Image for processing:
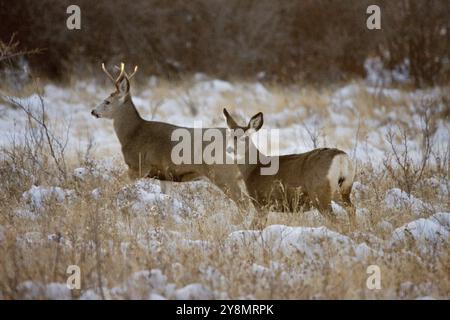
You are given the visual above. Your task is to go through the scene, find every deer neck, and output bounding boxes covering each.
[113,96,143,147]
[237,141,269,179]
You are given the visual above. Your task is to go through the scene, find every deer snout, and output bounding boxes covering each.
[91,110,100,118]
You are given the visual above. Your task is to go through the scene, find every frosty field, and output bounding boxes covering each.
[0,75,448,299]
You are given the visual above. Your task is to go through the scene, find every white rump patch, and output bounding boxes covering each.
[326,154,354,196]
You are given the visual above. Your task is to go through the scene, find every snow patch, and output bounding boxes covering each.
[117,179,186,220]
[390,213,449,254]
[17,281,71,300]
[384,188,432,216]
[22,185,75,211]
[193,79,234,93]
[227,224,379,262]
[175,283,216,300]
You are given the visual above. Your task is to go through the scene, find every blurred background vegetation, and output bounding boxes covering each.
[0,0,449,86]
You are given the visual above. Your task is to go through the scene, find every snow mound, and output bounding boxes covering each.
[17,281,71,300]
[45,283,72,300]
[390,213,450,254]
[384,188,432,216]
[331,201,348,219]
[75,159,122,182]
[111,269,176,299]
[109,269,224,300]
[117,179,186,219]
[175,283,216,300]
[431,212,450,229]
[352,181,370,202]
[79,290,101,300]
[18,269,224,300]
[19,185,75,212]
[227,225,378,261]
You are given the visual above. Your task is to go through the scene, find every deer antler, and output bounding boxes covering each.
[116,62,125,82]
[101,63,116,84]
[102,62,125,88]
[127,65,138,79]
[113,64,138,80]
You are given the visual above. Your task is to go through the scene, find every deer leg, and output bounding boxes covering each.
[311,186,337,224]
[212,175,258,227]
[318,202,337,224]
[128,168,140,180]
[206,167,243,208]
[341,187,357,228]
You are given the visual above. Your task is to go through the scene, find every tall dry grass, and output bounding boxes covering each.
[0,80,448,299]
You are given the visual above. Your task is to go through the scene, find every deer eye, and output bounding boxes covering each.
[105,101,110,105]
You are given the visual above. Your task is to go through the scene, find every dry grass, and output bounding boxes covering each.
[0,80,449,300]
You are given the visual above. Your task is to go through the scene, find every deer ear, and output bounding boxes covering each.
[248,112,263,131]
[117,76,130,96]
[223,108,239,129]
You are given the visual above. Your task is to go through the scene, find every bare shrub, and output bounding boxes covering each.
[383,100,436,195]
[0,34,40,63]
[0,88,69,184]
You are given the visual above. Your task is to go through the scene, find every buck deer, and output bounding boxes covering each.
[91,63,248,209]
[223,108,356,228]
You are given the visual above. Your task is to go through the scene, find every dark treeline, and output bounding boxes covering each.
[1,0,449,86]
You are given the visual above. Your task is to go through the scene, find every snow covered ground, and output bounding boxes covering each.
[0,75,448,299]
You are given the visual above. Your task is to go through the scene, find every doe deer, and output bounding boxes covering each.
[223,108,356,228]
[91,63,247,209]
